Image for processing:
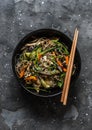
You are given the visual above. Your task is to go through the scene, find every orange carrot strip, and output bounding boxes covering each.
[25,76,37,81]
[56,58,63,67]
[63,68,67,72]
[19,70,25,78]
[19,65,28,78]
[56,58,67,72]
[65,56,69,65]
[38,54,42,60]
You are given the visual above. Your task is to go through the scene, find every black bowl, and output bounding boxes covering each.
[12,29,81,98]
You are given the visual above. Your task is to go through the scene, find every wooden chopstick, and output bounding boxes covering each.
[61,28,79,105]
[61,29,78,103]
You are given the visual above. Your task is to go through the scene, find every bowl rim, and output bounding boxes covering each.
[12,28,81,97]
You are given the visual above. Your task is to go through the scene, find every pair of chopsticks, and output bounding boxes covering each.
[61,28,79,105]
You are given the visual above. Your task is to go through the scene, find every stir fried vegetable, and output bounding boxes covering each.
[15,38,76,93]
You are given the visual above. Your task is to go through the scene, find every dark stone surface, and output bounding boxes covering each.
[0,0,92,130]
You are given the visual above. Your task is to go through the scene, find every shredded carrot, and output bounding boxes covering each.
[56,58,67,72]
[38,53,42,60]
[56,58,63,67]
[19,65,28,78]
[65,56,69,65]
[63,68,67,72]
[62,56,69,72]
[19,69,25,78]
[25,76,37,81]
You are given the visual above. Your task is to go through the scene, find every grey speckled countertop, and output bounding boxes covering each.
[0,0,92,130]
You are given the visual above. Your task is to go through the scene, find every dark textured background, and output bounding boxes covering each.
[0,0,92,130]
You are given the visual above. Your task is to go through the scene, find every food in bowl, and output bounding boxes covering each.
[15,38,76,93]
